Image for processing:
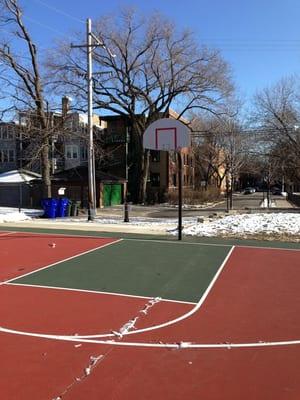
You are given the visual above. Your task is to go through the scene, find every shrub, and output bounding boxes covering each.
[167,186,221,205]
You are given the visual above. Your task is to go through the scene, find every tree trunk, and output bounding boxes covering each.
[140,149,150,204]
[41,137,51,198]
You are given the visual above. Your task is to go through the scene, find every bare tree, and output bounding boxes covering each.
[220,120,248,209]
[0,0,53,196]
[192,117,227,190]
[48,9,234,202]
[253,77,300,154]
[192,114,247,209]
[252,76,300,191]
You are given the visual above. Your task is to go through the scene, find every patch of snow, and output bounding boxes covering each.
[260,199,276,208]
[181,213,300,237]
[65,216,197,227]
[1,205,299,240]
[0,207,43,222]
[0,211,31,223]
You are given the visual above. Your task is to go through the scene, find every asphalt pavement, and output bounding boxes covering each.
[95,192,296,219]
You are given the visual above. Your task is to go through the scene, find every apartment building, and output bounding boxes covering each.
[0,122,17,173]
[0,101,194,206]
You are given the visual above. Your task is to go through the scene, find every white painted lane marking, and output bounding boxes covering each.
[2,229,299,252]
[0,231,17,237]
[1,324,300,349]
[5,282,197,305]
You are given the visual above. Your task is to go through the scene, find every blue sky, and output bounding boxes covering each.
[7,0,300,107]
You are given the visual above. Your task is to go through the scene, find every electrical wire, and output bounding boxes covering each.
[24,16,66,36]
[30,0,85,24]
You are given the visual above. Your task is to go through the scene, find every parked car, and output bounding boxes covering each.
[244,187,256,194]
[271,187,282,195]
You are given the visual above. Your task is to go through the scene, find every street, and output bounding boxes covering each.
[96,192,295,220]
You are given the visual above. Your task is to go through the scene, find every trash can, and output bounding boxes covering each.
[66,200,72,217]
[70,201,80,216]
[56,198,70,217]
[41,198,58,218]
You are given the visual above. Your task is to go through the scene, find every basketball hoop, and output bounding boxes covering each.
[143,118,191,241]
[143,118,190,151]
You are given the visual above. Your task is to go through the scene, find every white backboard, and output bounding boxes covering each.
[143,118,190,151]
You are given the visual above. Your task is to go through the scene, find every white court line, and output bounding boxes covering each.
[0,231,17,237]
[124,238,300,252]
[2,324,300,349]
[0,246,235,340]
[6,282,197,306]
[0,229,231,248]
[2,229,300,252]
[1,238,123,286]
[124,237,232,248]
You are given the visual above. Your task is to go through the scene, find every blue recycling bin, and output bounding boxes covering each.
[56,198,70,217]
[41,198,58,218]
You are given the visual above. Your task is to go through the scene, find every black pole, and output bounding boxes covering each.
[226,176,229,212]
[124,127,129,222]
[19,120,23,213]
[19,183,22,213]
[178,151,182,241]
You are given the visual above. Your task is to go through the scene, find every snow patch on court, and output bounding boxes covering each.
[112,297,162,339]
[181,213,300,237]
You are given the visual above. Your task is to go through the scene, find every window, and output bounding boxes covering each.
[150,172,160,187]
[0,149,15,163]
[150,150,160,162]
[0,125,14,139]
[9,150,15,162]
[2,126,8,139]
[65,145,79,159]
[80,146,88,160]
[172,174,177,186]
[2,150,8,162]
[6,125,14,139]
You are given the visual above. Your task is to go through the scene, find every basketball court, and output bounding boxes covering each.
[0,228,300,399]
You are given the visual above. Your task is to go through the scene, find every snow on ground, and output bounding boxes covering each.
[0,207,43,222]
[0,206,300,239]
[182,213,300,237]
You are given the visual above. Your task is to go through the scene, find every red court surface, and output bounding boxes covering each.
[0,232,117,282]
[1,240,300,399]
[0,285,192,400]
[132,246,300,344]
[0,284,191,335]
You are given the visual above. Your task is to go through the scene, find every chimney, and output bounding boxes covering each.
[62,96,71,116]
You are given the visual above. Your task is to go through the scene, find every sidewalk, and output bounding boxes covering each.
[0,217,173,236]
[274,198,296,208]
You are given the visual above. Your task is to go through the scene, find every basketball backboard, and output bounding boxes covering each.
[143,118,190,151]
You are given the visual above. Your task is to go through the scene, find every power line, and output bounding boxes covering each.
[24,16,66,36]
[31,0,85,24]
[201,38,300,52]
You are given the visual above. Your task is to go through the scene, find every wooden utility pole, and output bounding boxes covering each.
[72,18,115,220]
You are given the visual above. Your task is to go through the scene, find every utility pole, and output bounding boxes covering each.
[71,18,115,221]
[124,126,129,222]
[86,18,96,220]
